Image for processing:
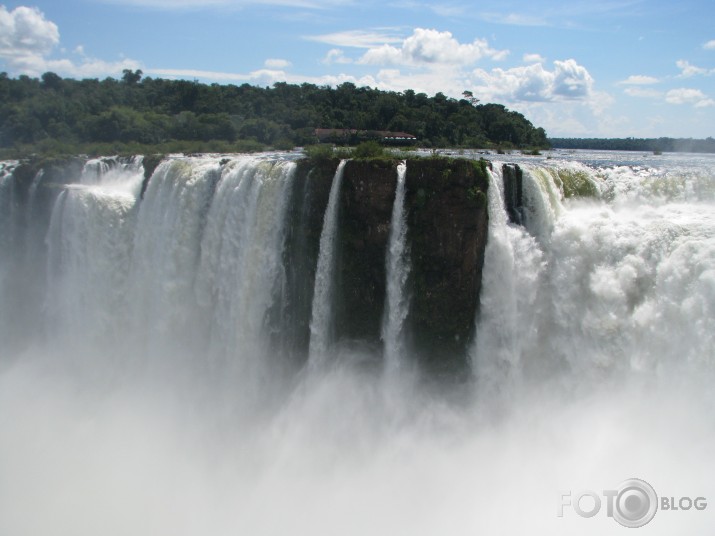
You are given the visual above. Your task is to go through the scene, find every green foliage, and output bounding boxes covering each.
[558,169,600,198]
[0,72,550,157]
[272,138,295,151]
[467,187,487,208]
[352,140,386,158]
[522,148,542,155]
[304,144,335,161]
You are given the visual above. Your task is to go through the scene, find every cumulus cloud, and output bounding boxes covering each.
[703,40,715,50]
[0,6,59,63]
[665,88,715,107]
[358,28,509,66]
[471,59,594,103]
[618,75,659,85]
[0,5,141,78]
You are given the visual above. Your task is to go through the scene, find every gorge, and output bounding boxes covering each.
[0,150,714,535]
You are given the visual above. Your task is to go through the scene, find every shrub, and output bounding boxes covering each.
[353,140,386,158]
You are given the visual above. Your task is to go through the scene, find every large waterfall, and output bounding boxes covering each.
[0,151,713,535]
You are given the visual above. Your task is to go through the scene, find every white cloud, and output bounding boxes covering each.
[523,53,545,63]
[0,6,59,62]
[322,48,352,64]
[665,88,715,107]
[703,40,715,50]
[676,59,711,78]
[618,75,659,85]
[358,28,509,66]
[471,59,594,103]
[0,5,141,78]
[264,58,291,68]
[624,87,661,98]
[305,29,402,48]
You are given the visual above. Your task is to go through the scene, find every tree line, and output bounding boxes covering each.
[549,137,715,153]
[0,70,548,156]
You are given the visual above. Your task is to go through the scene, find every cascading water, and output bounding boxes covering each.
[194,157,296,389]
[381,161,410,372]
[0,151,714,536]
[307,159,346,367]
[0,161,19,347]
[471,164,544,394]
[44,157,145,351]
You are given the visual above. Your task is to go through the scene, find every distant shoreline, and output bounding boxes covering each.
[549,137,715,154]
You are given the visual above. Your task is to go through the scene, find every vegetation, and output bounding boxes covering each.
[556,169,600,198]
[352,140,387,159]
[550,137,715,153]
[0,71,548,158]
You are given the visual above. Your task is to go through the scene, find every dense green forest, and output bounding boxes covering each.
[0,70,548,157]
[550,137,715,153]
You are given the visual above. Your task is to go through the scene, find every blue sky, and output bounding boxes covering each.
[1,0,714,138]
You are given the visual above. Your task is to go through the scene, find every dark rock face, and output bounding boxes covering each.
[324,157,489,374]
[336,159,398,347]
[502,163,523,225]
[270,159,336,364]
[403,158,489,374]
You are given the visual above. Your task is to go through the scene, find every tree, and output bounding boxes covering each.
[41,72,63,91]
[462,90,480,106]
[122,69,143,85]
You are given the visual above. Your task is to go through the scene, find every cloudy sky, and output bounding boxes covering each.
[1,0,714,137]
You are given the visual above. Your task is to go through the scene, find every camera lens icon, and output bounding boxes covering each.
[613,478,658,528]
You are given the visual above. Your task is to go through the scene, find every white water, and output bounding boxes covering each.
[382,161,410,372]
[471,164,544,394]
[308,159,346,367]
[194,157,296,394]
[44,157,144,351]
[1,152,714,536]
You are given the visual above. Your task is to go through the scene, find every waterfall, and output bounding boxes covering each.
[471,164,544,391]
[195,157,295,376]
[474,158,715,381]
[1,152,715,536]
[44,158,144,351]
[535,163,715,376]
[127,157,220,358]
[308,159,346,367]
[382,161,410,371]
[0,162,19,348]
[520,165,564,243]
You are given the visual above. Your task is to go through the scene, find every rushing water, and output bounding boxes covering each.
[382,161,410,373]
[308,159,346,367]
[0,151,714,535]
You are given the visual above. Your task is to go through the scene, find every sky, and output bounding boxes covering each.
[1,0,714,138]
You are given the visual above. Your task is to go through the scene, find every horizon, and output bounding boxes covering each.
[0,1,714,138]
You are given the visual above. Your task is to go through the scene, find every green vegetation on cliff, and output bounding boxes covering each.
[0,71,548,157]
